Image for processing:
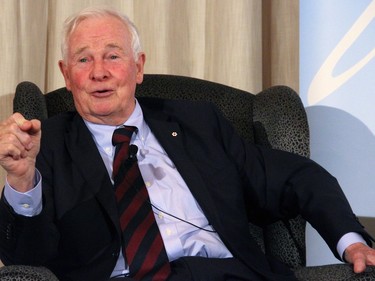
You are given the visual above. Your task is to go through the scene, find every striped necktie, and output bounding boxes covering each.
[112,126,171,281]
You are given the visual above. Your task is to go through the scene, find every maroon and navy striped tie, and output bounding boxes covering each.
[112,126,171,281]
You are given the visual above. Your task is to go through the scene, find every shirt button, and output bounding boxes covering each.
[145,181,152,188]
[158,213,164,219]
[21,203,30,208]
[166,228,172,236]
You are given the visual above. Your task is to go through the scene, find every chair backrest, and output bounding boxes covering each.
[13,74,309,269]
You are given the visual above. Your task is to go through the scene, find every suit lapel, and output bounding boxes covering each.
[142,108,224,233]
[65,115,121,233]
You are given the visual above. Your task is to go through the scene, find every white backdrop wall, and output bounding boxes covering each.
[300,0,375,265]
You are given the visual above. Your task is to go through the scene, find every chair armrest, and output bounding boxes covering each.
[252,85,309,269]
[0,265,59,281]
[294,264,375,281]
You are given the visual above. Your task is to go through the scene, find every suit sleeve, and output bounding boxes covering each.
[0,186,59,265]
[0,147,59,265]
[212,104,374,259]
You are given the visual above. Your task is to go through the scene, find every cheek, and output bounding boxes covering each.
[68,70,88,91]
[112,62,139,83]
[67,71,90,108]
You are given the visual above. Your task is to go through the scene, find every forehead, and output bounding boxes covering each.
[68,16,131,50]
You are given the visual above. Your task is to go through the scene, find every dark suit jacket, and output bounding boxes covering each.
[0,98,372,281]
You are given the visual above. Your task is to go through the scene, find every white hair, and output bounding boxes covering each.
[61,7,142,62]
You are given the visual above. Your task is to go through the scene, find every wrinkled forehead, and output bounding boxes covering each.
[70,16,130,38]
[67,16,132,52]
[61,11,140,61]
[67,12,130,36]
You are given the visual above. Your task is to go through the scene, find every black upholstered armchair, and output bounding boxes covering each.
[3,74,374,280]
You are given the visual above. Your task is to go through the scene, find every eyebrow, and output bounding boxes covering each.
[105,43,124,52]
[72,43,125,58]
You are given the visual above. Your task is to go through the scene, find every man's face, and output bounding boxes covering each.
[59,16,145,125]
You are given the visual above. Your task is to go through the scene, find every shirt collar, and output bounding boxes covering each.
[84,99,148,151]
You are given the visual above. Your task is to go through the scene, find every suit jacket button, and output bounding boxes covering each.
[6,224,12,240]
[112,252,119,258]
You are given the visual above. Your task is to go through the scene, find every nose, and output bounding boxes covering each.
[90,60,109,81]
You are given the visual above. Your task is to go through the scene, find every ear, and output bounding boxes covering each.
[58,60,72,91]
[135,52,146,84]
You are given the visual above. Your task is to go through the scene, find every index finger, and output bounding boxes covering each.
[353,256,367,273]
[11,113,38,134]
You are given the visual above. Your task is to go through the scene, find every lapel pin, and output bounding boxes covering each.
[172,132,178,137]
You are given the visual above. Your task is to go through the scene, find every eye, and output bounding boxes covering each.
[109,55,119,60]
[79,58,88,63]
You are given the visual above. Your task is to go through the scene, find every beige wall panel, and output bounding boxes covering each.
[0,0,48,95]
[134,0,207,78]
[136,0,263,93]
[269,0,299,92]
[205,0,262,93]
[0,95,14,189]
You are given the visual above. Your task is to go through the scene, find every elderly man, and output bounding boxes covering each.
[0,7,374,281]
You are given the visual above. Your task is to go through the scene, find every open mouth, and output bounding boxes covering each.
[92,89,113,96]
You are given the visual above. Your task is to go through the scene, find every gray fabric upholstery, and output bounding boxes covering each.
[253,86,309,268]
[13,82,48,121]
[294,264,375,281]
[0,265,58,281]
[11,74,375,280]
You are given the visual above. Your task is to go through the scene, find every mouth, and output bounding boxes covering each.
[91,89,114,97]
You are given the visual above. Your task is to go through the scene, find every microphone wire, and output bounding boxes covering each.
[128,144,217,234]
[149,201,217,233]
